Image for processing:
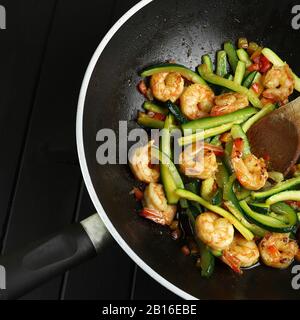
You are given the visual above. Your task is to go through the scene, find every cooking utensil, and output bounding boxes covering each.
[248,97,300,176]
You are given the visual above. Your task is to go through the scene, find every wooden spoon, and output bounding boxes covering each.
[247,96,300,176]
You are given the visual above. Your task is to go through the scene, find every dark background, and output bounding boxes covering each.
[0,0,178,300]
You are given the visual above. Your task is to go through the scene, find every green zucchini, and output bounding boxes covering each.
[198,64,262,108]
[248,203,270,214]
[201,177,216,201]
[175,189,254,240]
[178,122,240,146]
[137,114,164,129]
[211,188,222,206]
[224,41,239,72]
[202,54,214,73]
[165,100,188,124]
[234,61,246,85]
[242,71,258,88]
[224,201,267,237]
[181,107,257,131]
[266,191,300,205]
[251,176,300,200]
[140,63,206,85]
[143,101,168,115]
[216,50,228,77]
[237,48,252,68]
[240,200,297,233]
[242,103,276,133]
[160,115,180,204]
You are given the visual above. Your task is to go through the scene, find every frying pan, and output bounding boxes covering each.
[0,0,300,300]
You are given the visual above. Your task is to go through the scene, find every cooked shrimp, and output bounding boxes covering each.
[262,64,295,104]
[141,182,177,226]
[179,142,218,179]
[210,92,249,116]
[195,212,234,251]
[259,233,298,269]
[223,235,260,268]
[129,141,160,183]
[180,84,215,120]
[296,248,300,262]
[150,72,184,102]
[231,138,268,191]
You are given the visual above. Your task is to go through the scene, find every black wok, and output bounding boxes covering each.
[1,0,300,300]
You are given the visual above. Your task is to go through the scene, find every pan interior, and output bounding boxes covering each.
[81,0,300,299]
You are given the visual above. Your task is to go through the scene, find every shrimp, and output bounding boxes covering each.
[141,182,177,226]
[195,212,234,251]
[210,92,249,116]
[129,141,160,184]
[262,64,295,104]
[179,142,218,179]
[259,233,298,269]
[150,72,184,102]
[180,84,215,120]
[223,235,260,269]
[231,138,268,191]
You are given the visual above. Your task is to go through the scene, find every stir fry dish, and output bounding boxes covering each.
[129,38,300,277]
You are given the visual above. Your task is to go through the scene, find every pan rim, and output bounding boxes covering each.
[76,0,196,300]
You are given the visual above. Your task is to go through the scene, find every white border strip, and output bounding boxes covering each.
[76,0,196,300]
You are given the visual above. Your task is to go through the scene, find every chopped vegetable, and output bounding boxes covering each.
[141,63,206,85]
[175,189,254,240]
[161,115,180,204]
[237,48,252,68]
[216,50,228,77]
[198,64,262,108]
[137,112,165,129]
[242,103,275,132]
[143,101,169,115]
[224,41,239,72]
[234,61,246,85]
[179,122,240,146]
[266,191,300,205]
[165,100,188,124]
[252,176,300,200]
[182,106,257,131]
[202,54,214,73]
[240,200,297,233]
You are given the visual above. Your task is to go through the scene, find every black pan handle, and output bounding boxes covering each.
[0,214,108,300]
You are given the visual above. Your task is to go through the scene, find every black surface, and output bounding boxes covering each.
[0,0,177,300]
[0,223,96,300]
[83,0,300,299]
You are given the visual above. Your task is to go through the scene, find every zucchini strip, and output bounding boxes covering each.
[224,41,239,72]
[160,115,180,204]
[202,54,214,73]
[216,50,228,77]
[234,61,246,85]
[251,176,300,200]
[242,103,276,132]
[266,191,300,205]
[143,101,168,115]
[198,64,262,108]
[175,189,254,240]
[141,63,206,85]
[178,122,239,146]
[237,48,252,68]
[182,106,257,131]
[261,48,300,92]
[240,200,297,233]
